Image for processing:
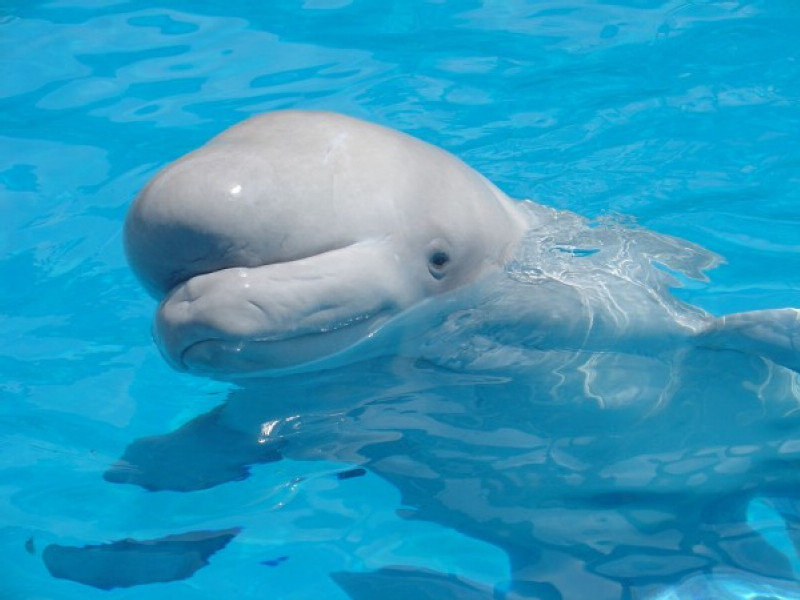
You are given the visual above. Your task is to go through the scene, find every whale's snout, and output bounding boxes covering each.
[151,243,415,377]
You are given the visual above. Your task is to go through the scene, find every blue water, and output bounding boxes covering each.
[3,1,800,598]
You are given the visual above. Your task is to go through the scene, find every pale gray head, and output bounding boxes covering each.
[125,110,526,377]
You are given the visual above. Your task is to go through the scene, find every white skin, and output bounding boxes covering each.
[126,111,800,379]
[125,110,528,376]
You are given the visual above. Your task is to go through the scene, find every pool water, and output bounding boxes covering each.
[2,1,800,598]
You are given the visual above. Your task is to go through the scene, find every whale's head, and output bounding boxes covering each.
[125,111,526,378]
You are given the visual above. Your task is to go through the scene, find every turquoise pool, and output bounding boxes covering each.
[2,1,800,598]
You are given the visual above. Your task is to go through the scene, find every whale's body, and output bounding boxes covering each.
[126,110,799,378]
[113,110,800,597]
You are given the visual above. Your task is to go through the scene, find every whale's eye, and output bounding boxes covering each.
[428,250,450,279]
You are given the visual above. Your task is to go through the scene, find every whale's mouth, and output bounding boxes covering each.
[177,310,391,376]
[150,239,421,378]
[152,253,412,377]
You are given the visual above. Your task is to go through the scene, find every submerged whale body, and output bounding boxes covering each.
[125,110,800,378]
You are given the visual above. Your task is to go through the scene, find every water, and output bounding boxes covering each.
[2,1,800,598]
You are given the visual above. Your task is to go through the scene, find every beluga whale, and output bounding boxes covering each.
[110,110,800,597]
[125,110,800,379]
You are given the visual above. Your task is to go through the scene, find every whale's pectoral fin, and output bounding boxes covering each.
[699,308,800,373]
[104,406,283,492]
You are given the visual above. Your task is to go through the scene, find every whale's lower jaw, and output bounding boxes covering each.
[172,314,389,378]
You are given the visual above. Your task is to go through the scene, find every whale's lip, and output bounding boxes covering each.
[176,309,392,376]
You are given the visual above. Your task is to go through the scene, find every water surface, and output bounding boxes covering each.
[2,1,800,598]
